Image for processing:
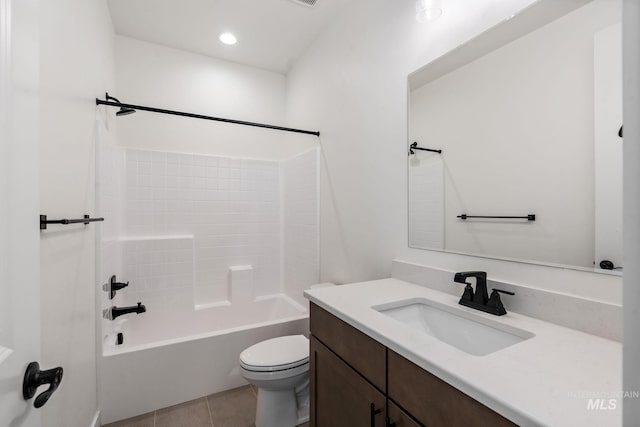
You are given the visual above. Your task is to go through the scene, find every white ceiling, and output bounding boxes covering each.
[107,0,347,74]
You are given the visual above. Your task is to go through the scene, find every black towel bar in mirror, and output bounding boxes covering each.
[457,214,536,221]
[408,141,442,155]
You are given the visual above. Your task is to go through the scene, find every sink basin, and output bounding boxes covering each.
[372,298,534,356]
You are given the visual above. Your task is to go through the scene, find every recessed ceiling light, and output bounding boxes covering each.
[416,0,443,23]
[219,32,237,45]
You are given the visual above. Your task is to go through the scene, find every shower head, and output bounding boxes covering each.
[105,93,136,117]
[116,107,136,117]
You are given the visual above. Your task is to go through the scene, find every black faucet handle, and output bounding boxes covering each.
[112,281,129,291]
[486,288,514,315]
[460,283,474,302]
[455,271,490,305]
[105,275,129,299]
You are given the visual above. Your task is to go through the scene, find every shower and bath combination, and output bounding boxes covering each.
[95,89,322,424]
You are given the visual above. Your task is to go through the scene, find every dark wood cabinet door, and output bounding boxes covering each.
[388,350,517,427]
[310,335,386,427]
[387,400,423,427]
[310,303,386,391]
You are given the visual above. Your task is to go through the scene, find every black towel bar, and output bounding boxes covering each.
[457,214,536,221]
[40,214,104,230]
[408,142,442,155]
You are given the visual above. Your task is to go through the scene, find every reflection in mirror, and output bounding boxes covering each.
[408,0,622,274]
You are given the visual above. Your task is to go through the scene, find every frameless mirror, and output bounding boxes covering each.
[408,0,622,274]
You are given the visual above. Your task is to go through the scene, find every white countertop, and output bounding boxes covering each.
[304,278,622,427]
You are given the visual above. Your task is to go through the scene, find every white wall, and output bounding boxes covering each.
[39,1,116,426]
[623,0,640,423]
[409,0,619,268]
[115,36,316,161]
[285,0,622,303]
[282,148,320,306]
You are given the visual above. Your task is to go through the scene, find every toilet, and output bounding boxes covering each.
[240,335,310,427]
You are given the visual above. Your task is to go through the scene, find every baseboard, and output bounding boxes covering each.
[91,410,101,427]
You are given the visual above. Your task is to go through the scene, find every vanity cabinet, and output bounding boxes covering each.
[309,302,386,390]
[310,336,386,426]
[387,350,516,427]
[309,303,518,427]
[387,401,421,427]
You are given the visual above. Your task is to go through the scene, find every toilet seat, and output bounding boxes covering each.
[240,335,309,373]
[240,360,309,384]
[240,357,308,372]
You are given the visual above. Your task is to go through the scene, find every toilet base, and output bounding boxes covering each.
[256,388,308,427]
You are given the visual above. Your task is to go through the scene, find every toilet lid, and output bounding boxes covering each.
[240,335,309,372]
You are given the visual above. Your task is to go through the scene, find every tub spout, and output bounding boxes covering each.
[108,302,146,320]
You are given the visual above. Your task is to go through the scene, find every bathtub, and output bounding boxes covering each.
[99,294,309,424]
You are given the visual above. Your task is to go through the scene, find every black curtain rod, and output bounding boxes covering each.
[95,97,320,137]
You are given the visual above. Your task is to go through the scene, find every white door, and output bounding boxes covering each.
[0,0,44,425]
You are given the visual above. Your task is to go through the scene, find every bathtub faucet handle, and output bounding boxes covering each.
[104,275,129,299]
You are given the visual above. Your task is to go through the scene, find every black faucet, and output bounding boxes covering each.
[108,302,146,320]
[454,271,514,316]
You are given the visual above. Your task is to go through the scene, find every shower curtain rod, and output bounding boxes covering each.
[95,96,320,137]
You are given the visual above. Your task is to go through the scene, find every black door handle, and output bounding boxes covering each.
[23,361,63,408]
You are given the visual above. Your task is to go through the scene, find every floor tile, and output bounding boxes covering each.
[155,397,212,427]
[103,412,154,427]
[207,385,256,427]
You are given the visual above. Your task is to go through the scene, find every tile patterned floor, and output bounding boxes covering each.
[104,385,310,427]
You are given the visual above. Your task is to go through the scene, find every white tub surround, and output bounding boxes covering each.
[305,279,621,427]
[229,265,255,306]
[97,146,320,309]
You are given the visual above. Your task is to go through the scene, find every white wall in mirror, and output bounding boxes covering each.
[594,22,623,271]
[408,153,444,249]
[408,0,622,271]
